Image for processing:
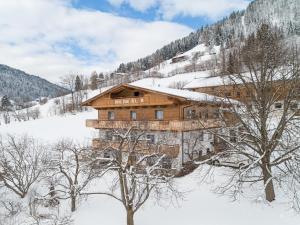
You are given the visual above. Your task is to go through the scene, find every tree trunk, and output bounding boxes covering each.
[71,195,76,212]
[262,163,275,202]
[126,208,134,225]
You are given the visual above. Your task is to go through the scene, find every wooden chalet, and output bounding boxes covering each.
[82,83,233,170]
[82,83,230,131]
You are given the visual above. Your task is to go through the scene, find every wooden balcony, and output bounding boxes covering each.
[91,139,180,158]
[86,119,221,131]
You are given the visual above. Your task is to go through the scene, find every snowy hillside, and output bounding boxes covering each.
[0,88,104,126]
[0,64,68,102]
[116,0,299,74]
[147,44,219,76]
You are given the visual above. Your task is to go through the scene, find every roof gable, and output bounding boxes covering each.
[82,84,186,106]
[82,83,236,108]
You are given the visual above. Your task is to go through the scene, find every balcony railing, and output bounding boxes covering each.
[86,119,221,131]
[91,138,180,158]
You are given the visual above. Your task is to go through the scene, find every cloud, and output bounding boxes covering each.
[0,0,192,82]
[107,0,250,20]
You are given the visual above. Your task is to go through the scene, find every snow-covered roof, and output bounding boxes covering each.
[83,83,239,106]
[184,76,232,89]
[184,71,289,89]
[124,83,236,104]
[82,82,239,106]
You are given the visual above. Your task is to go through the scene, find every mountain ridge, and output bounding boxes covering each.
[0,64,68,102]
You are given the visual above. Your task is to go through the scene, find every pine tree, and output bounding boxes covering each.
[75,75,82,92]
[220,44,226,75]
[89,72,98,90]
[98,73,104,80]
[227,52,235,74]
[1,95,11,110]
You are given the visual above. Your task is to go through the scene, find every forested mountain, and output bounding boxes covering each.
[0,64,68,102]
[116,0,299,73]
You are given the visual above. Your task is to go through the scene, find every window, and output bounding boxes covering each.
[113,134,121,141]
[236,91,241,98]
[290,103,298,110]
[103,151,110,158]
[297,87,300,96]
[106,131,113,141]
[187,109,196,119]
[229,129,237,143]
[199,132,204,141]
[275,103,282,109]
[155,110,164,120]
[134,91,140,97]
[213,110,219,118]
[147,156,156,166]
[130,111,137,120]
[198,112,202,119]
[225,92,232,97]
[146,134,155,144]
[108,111,115,120]
[206,148,211,154]
[207,133,213,140]
[162,157,172,169]
[204,111,209,119]
[128,153,137,165]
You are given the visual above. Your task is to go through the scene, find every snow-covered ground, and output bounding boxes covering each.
[146,44,219,76]
[132,70,210,88]
[75,167,300,225]
[1,104,300,225]
[0,110,98,143]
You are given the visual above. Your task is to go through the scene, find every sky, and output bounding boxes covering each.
[0,0,251,82]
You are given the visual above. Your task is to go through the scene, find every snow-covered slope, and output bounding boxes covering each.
[147,44,219,76]
[116,0,299,74]
[0,64,68,102]
[132,71,210,88]
[0,110,98,143]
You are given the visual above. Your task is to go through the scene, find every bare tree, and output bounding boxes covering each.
[0,135,48,198]
[210,24,300,204]
[49,140,103,212]
[60,74,76,111]
[83,128,180,225]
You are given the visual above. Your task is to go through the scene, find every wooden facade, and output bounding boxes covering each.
[83,84,224,130]
[82,83,233,169]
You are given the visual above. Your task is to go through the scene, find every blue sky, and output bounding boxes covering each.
[0,0,250,81]
[71,0,213,29]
